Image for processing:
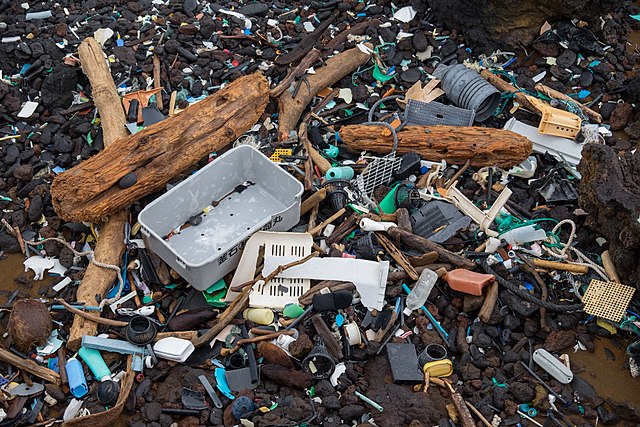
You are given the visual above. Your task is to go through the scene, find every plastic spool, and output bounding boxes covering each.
[394,183,421,209]
[418,343,448,367]
[302,339,336,379]
[326,166,354,180]
[97,380,120,405]
[343,323,362,346]
[322,180,351,214]
[433,63,501,121]
[125,316,158,346]
[243,308,274,325]
[354,232,379,261]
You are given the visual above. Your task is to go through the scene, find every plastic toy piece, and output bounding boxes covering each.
[526,95,581,139]
[262,257,389,311]
[441,183,512,237]
[9,382,44,397]
[532,349,573,384]
[503,118,582,166]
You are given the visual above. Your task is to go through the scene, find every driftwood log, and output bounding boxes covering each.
[339,125,532,168]
[51,74,269,222]
[278,44,371,140]
[67,37,129,351]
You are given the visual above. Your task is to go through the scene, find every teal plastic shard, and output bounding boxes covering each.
[373,64,395,82]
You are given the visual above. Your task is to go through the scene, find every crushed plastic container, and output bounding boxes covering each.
[139,146,303,290]
[404,268,438,315]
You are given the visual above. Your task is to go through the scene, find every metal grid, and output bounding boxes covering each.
[354,155,401,197]
[582,279,635,322]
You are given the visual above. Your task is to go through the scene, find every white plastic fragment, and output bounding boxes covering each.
[63,399,84,421]
[16,101,38,118]
[393,6,416,23]
[338,88,353,103]
[262,256,389,311]
[153,337,194,363]
[53,277,72,292]
[359,218,397,232]
[93,28,114,46]
[303,21,315,32]
[330,362,346,386]
[25,11,52,20]
[24,256,55,280]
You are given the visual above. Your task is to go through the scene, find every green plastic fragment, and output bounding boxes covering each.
[372,64,394,82]
[86,132,93,146]
[492,377,508,388]
[203,279,228,308]
[293,16,301,24]
[283,303,305,319]
[142,295,153,304]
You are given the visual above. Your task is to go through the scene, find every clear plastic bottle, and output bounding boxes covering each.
[404,268,438,315]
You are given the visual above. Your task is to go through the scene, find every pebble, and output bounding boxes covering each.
[400,68,421,84]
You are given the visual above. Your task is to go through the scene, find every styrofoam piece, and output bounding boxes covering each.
[262,257,389,311]
[504,117,582,165]
[153,337,194,363]
[499,225,547,245]
[533,349,573,384]
[225,232,312,308]
[442,184,512,237]
[139,146,303,291]
[359,218,397,232]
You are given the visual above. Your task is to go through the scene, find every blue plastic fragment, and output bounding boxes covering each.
[20,64,31,75]
[630,14,640,21]
[578,89,590,99]
[116,38,124,47]
[214,368,235,400]
[335,314,345,327]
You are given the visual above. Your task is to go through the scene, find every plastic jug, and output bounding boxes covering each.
[65,358,89,398]
[404,268,438,315]
[443,269,495,296]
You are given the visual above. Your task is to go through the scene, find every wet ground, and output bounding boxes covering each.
[1,251,638,426]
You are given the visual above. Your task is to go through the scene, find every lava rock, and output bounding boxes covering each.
[544,330,576,352]
[609,102,633,131]
[556,49,578,68]
[145,402,162,422]
[338,404,366,421]
[510,382,535,403]
[401,68,422,84]
[118,172,137,188]
[13,164,33,181]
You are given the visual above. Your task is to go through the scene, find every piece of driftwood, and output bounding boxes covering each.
[408,251,440,267]
[278,44,372,140]
[339,125,532,168]
[375,232,419,280]
[0,347,60,384]
[478,281,498,323]
[51,74,269,222]
[387,227,475,269]
[270,48,321,98]
[480,69,539,113]
[67,37,129,351]
[322,19,382,56]
[191,287,251,348]
[274,15,334,65]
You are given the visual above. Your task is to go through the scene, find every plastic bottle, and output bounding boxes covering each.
[403,268,438,316]
[65,358,89,398]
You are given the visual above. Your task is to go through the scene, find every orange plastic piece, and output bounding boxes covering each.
[122,88,163,123]
[443,269,495,296]
[525,95,581,139]
[381,118,401,136]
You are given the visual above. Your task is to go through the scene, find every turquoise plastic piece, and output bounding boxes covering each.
[325,166,354,180]
[78,347,111,381]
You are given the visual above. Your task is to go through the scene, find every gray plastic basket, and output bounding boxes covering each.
[405,99,475,126]
[139,145,303,291]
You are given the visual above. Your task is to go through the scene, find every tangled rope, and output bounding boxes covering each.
[33,237,125,307]
[542,219,608,281]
